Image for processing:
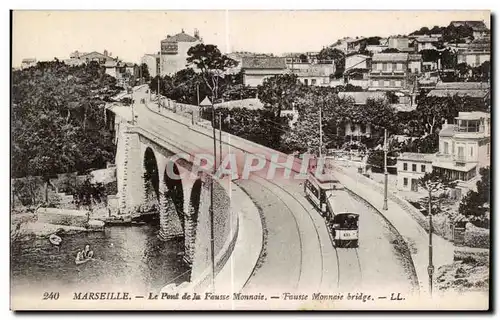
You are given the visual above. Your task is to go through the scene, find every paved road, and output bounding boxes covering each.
[127,86,416,296]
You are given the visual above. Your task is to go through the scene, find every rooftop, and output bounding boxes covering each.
[408,54,422,61]
[427,89,489,99]
[372,53,409,62]
[241,57,286,69]
[399,152,436,162]
[439,125,456,137]
[215,98,263,110]
[435,82,490,90]
[162,30,199,43]
[414,37,441,43]
[337,91,386,105]
[456,111,490,120]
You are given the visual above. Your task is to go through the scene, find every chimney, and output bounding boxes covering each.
[104,49,108,57]
[194,28,200,39]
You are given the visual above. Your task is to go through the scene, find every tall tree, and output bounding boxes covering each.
[186,43,238,104]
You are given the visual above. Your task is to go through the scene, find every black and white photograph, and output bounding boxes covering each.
[10,10,491,310]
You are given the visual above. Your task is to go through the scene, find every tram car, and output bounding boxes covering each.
[304,172,359,248]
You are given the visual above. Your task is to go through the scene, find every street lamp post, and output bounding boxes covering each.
[428,187,434,296]
[383,128,388,210]
[210,97,217,292]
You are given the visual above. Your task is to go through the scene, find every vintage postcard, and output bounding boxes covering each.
[10,10,491,310]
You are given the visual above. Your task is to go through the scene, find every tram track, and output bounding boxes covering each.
[237,176,325,292]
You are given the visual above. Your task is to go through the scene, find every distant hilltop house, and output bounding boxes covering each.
[159,29,202,76]
[331,37,366,54]
[241,56,287,87]
[449,20,490,39]
[70,50,116,64]
[20,58,37,69]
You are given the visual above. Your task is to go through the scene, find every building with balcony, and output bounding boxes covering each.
[160,29,202,76]
[433,112,490,181]
[397,153,435,191]
[368,53,410,91]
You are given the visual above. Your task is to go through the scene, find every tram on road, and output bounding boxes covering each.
[304,172,359,248]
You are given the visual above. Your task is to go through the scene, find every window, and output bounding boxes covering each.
[403,178,408,186]
[444,142,449,154]
[470,147,473,157]
[311,79,317,85]
[304,79,309,85]
[382,63,388,71]
[487,143,490,155]
[392,63,397,70]
[397,63,403,70]
[395,80,402,87]
[384,80,390,87]
[421,165,426,173]
[379,80,383,87]
[403,163,408,171]
[412,164,417,172]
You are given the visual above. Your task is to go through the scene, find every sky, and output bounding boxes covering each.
[12,10,490,67]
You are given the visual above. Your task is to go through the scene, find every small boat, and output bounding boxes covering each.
[49,234,62,245]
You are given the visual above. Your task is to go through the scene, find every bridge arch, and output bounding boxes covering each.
[143,147,160,203]
[185,178,202,264]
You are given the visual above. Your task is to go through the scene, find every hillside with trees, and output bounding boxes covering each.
[12,60,122,180]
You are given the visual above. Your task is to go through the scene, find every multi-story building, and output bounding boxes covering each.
[159,29,202,76]
[241,57,287,87]
[457,36,490,67]
[397,153,435,192]
[408,54,422,74]
[368,53,410,92]
[295,63,335,86]
[141,53,160,78]
[433,112,491,181]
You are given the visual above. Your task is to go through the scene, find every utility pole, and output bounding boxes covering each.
[428,186,434,296]
[210,95,216,292]
[383,128,389,210]
[197,83,200,106]
[319,102,323,158]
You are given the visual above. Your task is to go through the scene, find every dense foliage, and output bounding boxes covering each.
[459,167,490,225]
[12,60,121,179]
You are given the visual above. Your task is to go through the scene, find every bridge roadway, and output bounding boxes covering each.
[129,86,414,297]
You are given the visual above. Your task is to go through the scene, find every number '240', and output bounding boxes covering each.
[42,292,59,300]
